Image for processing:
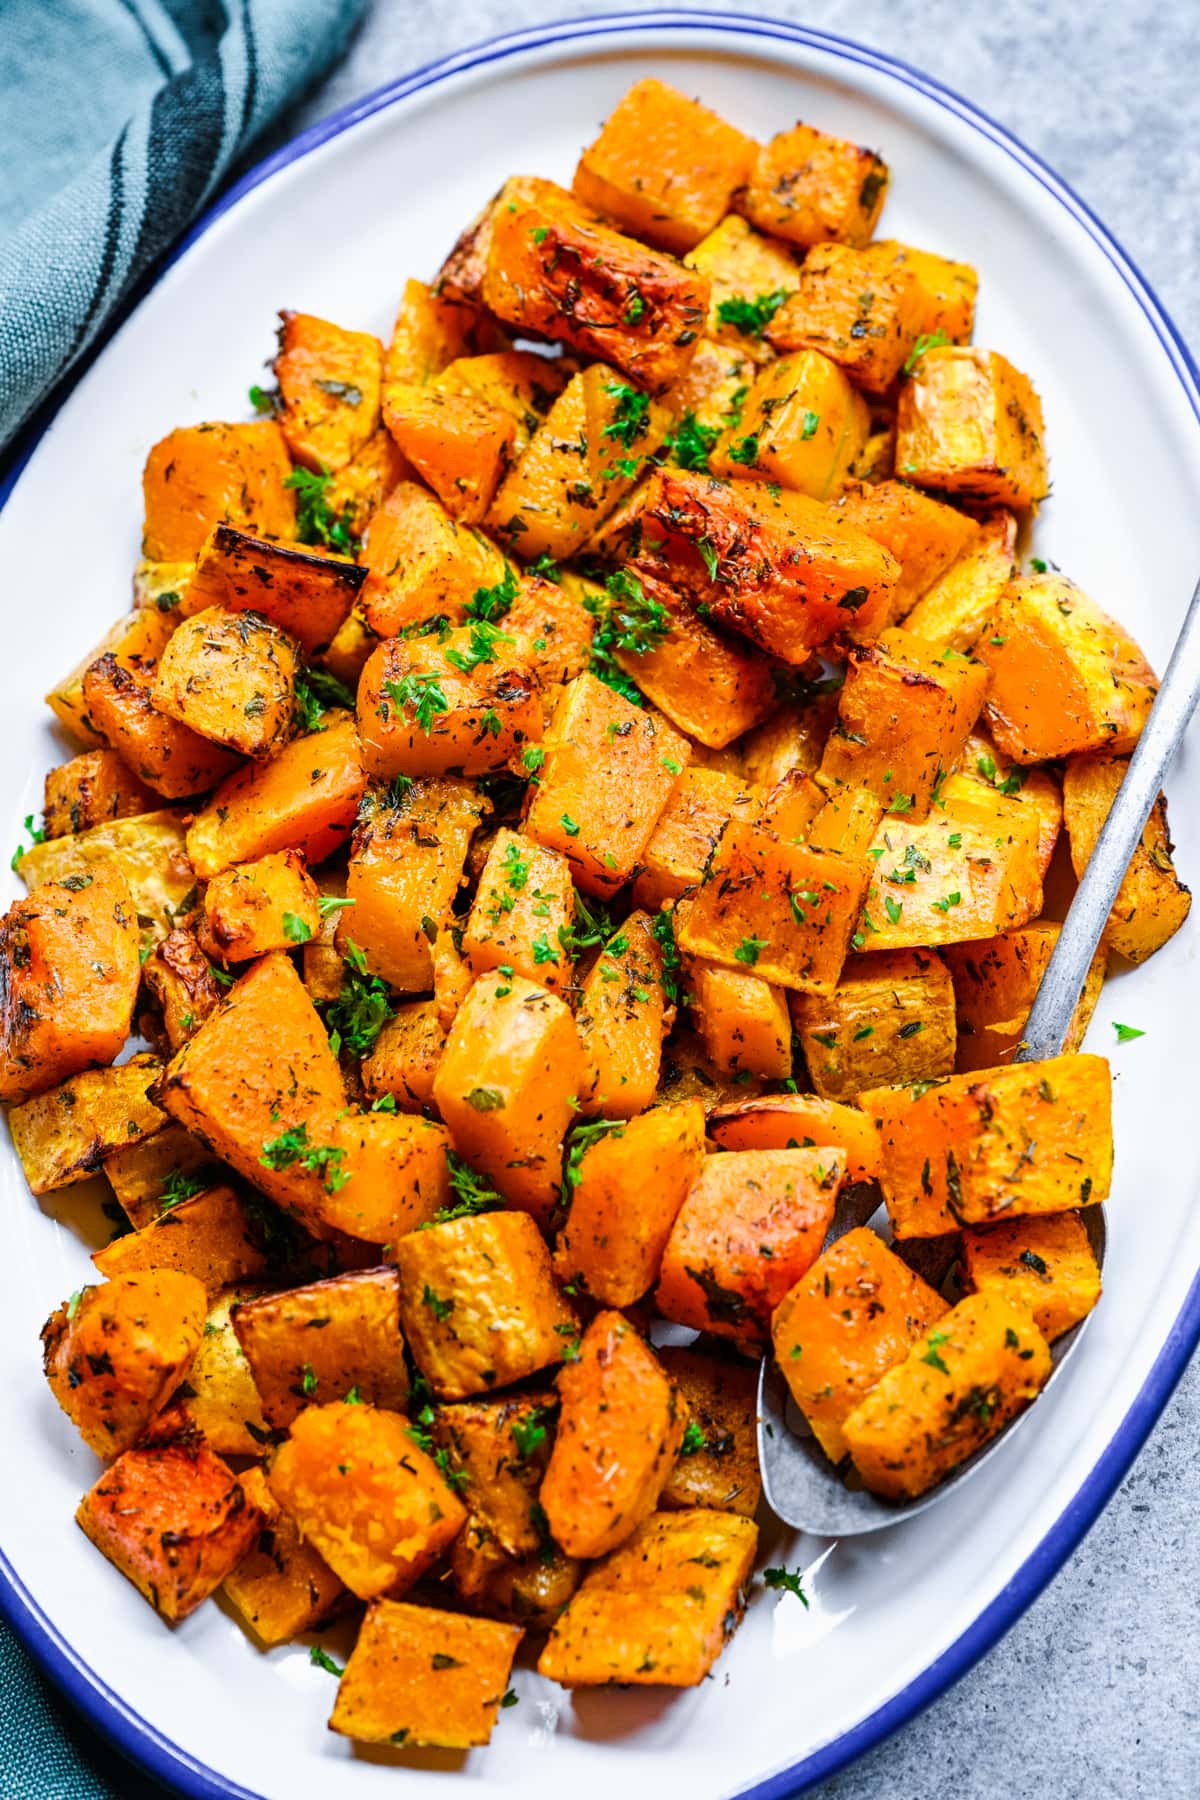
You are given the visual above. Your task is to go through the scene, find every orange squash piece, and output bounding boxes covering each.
[461,827,576,994]
[184,525,365,656]
[42,749,156,840]
[359,480,508,638]
[710,349,870,499]
[832,480,978,620]
[231,1267,409,1426]
[943,921,1107,1073]
[684,957,793,1081]
[632,766,761,911]
[739,121,889,248]
[902,510,1018,649]
[383,382,517,524]
[356,628,541,782]
[202,850,321,961]
[767,245,925,394]
[81,652,240,800]
[185,716,365,878]
[895,346,1048,510]
[142,421,295,560]
[92,1186,267,1295]
[1062,751,1191,964]
[791,947,957,1101]
[331,1601,522,1749]
[274,310,384,473]
[221,1464,346,1646]
[151,606,297,759]
[708,1093,884,1184]
[962,1211,1101,1342]
[575,909,673,1118]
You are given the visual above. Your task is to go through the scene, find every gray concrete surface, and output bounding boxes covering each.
[288,4,1200,1794]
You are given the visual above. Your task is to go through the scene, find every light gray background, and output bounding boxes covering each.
[289,5,1200,1796]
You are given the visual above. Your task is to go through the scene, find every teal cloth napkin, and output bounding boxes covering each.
[0,3,366,1789]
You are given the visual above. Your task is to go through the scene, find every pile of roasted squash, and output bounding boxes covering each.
[8,76,1189,1751]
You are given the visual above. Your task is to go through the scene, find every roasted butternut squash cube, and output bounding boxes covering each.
[857,794,1043,953]
[538,1508,758,1687]
[760,767,826,841]
[325,430,409,537]
[174,1285,269,1455]
[554,1100,706,1306]
[274,310,383,473]
[335,778,487,991]
[488,364,671,560]
[202,850,320,961]
[357,628,540,782]
[771,1227,949,1464]
[943,921,1107,1073]
[739,121,888,248]
[385,276,509,385]
[710,349,870,499]
[77,1430,261,1621]
[573,78,756,254]
[941,746,1063,879]
[685,957,792,1080]
[1063,752,1191,963]
[632,767,760,910]
[741,695,837,785]
[708,1092,884,1185]
[503,572,596,700]
[437,349,572,449]
[360,1001,447,1112]
[962,1211,1101,1342]
[767,245,924,395]
[903,510,1018,649]
[330,1600,522,1749]
[82,652,240,799]
[383,382,517,524]
[449,1524,582,1629]
[861,1051,1112,1237]
[684,217,801,365]
[232,1267,409,1427]
[184,525,366,656]
[864,240,978,344]
[94,1185,267,1294]
[657,1146,843,1341]
[979,574,1157,762]
[268,1402,466,1599]
[46,606,177,749]
[222,1464,346,1645]
[819,630,987,820]
[18,810,194,949]
[8,1054,163,1195]
[142,421,295,561]
[0,867,141,1104]
[151,606,297,759]
[628,469,898,662]
[609,569,776,748]
[895,346,1048,510]
[132,558,194,613]
[676,819,870,995]
[523,673,690,897]
[461,828,575,992]
[657,1346,761,1517]
[806,784,886,858]
[841,1291,1052,1500]
[185,716,365,878]
[541,1311,686,1558]
[791,946,956,1101]
[392,1211,576,1400]
[359,480,508,639]
[41,1271,207,1457]
[433,972,585,1224]
[575,909,673,1118]
[833,480,978,622]
[433,1390,556,1558]
[104,1121,226,1229]
[481,177,710,394]
[317,1110,450,1245]
[43,749,156,840]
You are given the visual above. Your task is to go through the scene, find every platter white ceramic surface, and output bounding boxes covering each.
[2,13,1199,1799]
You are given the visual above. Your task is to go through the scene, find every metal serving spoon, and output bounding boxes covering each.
[759,571,1200,1538]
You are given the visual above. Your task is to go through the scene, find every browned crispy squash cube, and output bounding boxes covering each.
[357,628,540,782]
[140,928,223,1052]
[43,749,156,840]
[841,1291,1052,1500]
[861,1051,1112,1237]
[791,946,956,1101]
[554,1099,706,1306]
[274,310,383,473]
[93,1185,267,1295]
[538,1508,758,1687]
[631,767,760,910]
[657,1147,843,1341]
[903,510,1018,649]
[231,1266,409,1426]
[77,1430,261,1621]
[433,972,586,1225]
[943,920,1107,1073]
[184,525,366,656]
[962,1211,1101,1342]
[461,828,576,993]
[433,1390,556,1558]
[202,850,320,961]
[676,818,870,995]
[142,421,295,561]
[895,346,1048,509]
[707,1092,884,1184]
[1063,752,1190,963]
[541,1311,686,1559]
[766,245,924,396]
[481,177,710,394]
[359,480,508,638]
[222,1463,346,1645]
[523,673,691,897]
[185,715,365,878]
[0,867,141,1104]
[82,651,240,799]
[574,909,673,1119]
[151,605,297,759]
[710,349,870,499]
[573,78,756,254]
[739,121,889,248]
[8,1054,163,1195]
[685,957,792,1081]
[18,808,195,943]
[771,1227,949,1464]
[42,1271,207,1457]
[683,217,801,364]
[335,778,488,991]
[360,1000,447,1113]
[383,382,517,524]
[175,1286,270,1455]
[864,240,978,343]
[979,574,1157,762]
[267,1402,466,1599]
[658,1346,762,1517]
[330,1600,522,1748]
[449,1523,582,1630]
[392,1211,576,1400]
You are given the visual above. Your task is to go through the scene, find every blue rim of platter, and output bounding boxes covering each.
[1,10,1198,1799]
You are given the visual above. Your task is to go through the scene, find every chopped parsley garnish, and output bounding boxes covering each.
[716,288,790,340]
[921,1328,951,1374]
[321,941,392,1058]
[422,1284,454,1321]
[464,1086,506,1111]
[444,618,513,674]
[282,911,312,945]
[902,329,949,376]
[762,1566,809,1607]
[159,1168,208,1211]
[663,410,720,472]
[734,935,767,966]
[465,563,520,623]
[284,465,359,555]
[1112,1021,1145,1042]
[308,1645,344,1678]
[679,1420,708,1457]
[294,666,356,733]
[10,813,45,871]
[601,381,652,447]
[259,1123,350,1194]
[381,671,450,735]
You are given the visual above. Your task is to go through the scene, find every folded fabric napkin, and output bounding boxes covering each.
[0,0,367,456]
[0,7,366,1787]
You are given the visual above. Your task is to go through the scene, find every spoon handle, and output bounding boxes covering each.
[1017,571,1200,1064]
